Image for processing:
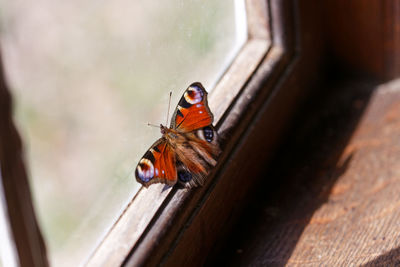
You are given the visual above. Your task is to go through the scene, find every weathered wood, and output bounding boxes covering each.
[84,185,173,266]
[158,0,326,265]
[86,37,269,267]
[0,55,49,266]
[210,39,269,123]
[86,0,271,266]
[246,0,270,40]
[213,78,400,266]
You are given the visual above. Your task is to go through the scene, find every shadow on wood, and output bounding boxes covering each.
[362,246,400,266]
[207,76,380,266]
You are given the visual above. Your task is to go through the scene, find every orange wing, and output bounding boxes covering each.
[135,139,177,187]
[170,82,214,132]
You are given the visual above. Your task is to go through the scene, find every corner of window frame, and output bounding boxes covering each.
[86,0,300,266]
[0,0,301,266]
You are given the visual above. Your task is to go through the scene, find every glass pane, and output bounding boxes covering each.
[0,0,246,266]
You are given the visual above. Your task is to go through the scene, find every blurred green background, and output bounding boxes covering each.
[0,0,246,266]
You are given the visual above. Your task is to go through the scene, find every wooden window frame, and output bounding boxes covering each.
[88,0,298,266]
[0,52,49,266]
[0,0,325,266]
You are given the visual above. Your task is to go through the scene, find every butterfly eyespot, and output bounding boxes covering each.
[203,127,214,142]
[197,126,214,143]
[137,158,154,182]
[178,170,192,182]
[184,85,203,104]
[136,82,220,188]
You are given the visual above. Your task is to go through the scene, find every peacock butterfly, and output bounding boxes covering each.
[135,82,221,188]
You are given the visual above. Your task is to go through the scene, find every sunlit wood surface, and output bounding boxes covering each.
[215,78,400,266]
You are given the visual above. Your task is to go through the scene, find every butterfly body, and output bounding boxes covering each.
[136,83,220,188]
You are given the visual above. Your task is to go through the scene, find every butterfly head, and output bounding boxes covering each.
[136,82,220,188]
[160,124,179,141]
[160,124,166,134]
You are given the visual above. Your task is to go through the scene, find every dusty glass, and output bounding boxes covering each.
[0,0,247,266]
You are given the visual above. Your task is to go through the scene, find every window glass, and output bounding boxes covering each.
[0,0,246,266]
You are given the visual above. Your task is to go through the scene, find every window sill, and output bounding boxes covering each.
[84,0,310,265]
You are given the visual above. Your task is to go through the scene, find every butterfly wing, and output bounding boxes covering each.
[175,130,221,188]
[135,138,177,187]
[170,82,214,132]
[136,83,220,188]
[168,83,221,187]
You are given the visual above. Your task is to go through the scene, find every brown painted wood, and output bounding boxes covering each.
[383,1,400,79]
[0,55,49,266]
[86,0,400,265]
[86,0,271,266]
[124,0,326,266]
[324,0,400,80]
[213,77,400,266]
[3,0,399,265]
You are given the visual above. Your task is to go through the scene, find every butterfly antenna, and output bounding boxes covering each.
[147,123,159,128]
[166,91,172,126]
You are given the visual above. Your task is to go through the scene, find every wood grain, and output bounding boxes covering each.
[209,39,269,123]
[87,36,269,267]
[86,0,271,266]
[85,184,173,266]
[214,78,400,266]
[159,0,326,264]
[106,0,400,266]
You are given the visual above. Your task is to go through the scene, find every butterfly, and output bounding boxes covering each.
[135,82,221,188]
